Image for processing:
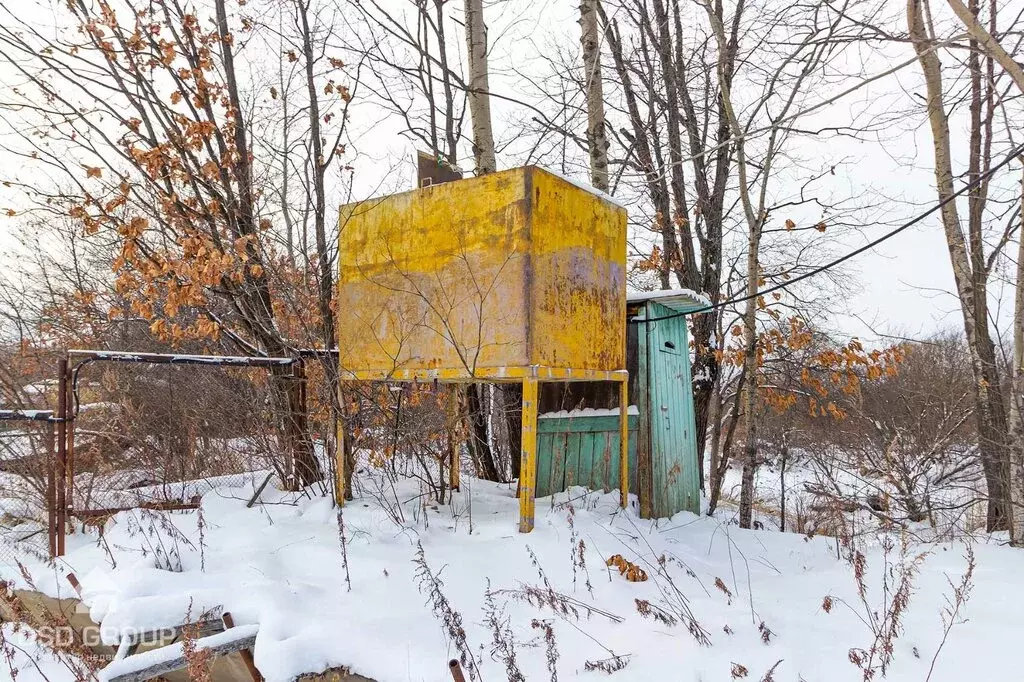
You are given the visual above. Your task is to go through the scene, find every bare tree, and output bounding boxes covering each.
[0,0,365,488]
[940,0,1024,546]
[906,0,1018,531]
[702,0,851,528]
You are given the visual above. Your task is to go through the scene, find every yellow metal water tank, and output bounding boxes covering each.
[337,166,627,380]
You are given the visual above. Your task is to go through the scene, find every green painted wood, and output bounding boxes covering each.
[534,415,639,498]
[538,415,636,433]
[550,432,568,496]
[563,431,583,490]
[635,305,653,517]
[676,309,701,514]
[574,430,597,491]
[595,432,612,490]
[533,298,700,517]
[537,432,555,498]
[644,300,701,516]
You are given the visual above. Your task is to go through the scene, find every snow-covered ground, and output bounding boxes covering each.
[0,624,91,682]
[1,473,1021,682]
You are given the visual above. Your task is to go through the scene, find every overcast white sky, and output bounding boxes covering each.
[1,0,1018,346]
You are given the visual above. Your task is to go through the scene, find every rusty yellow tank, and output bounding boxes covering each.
[337,166,627,380]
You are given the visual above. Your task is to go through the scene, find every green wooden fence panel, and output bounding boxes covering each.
[535,414,638,498]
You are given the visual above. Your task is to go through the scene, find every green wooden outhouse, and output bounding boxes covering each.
[535,290,706,518]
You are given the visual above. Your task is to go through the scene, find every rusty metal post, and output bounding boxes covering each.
[448,660,467,682]
[65,366,75,517]
[447,388,460,493]
[222,612,263,682]
[56,357,68,556]
[292,359,307,484]
[335,383,346,506]
[45,420,56,557]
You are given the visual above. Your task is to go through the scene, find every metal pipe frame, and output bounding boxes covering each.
[54,350,298,556]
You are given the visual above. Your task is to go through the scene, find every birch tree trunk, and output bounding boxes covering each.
[908,0,1011,531]
[464,0,496,175]
[1010,170,1024,545]
[462,0,501,479]
[942,0,1024,543]
[579,0,609,191]
[702,2,764,530]
[738,237,761,529]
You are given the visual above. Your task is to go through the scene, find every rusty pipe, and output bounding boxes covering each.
[448,660,466,682]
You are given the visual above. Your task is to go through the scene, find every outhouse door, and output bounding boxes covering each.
[645,302,701,516]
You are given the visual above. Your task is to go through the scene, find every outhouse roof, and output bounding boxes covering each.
[626,288,711,313]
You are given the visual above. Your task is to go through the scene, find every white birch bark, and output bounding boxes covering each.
[464,0,496,175]
[579,0,609,191]
[942,0,1024,544]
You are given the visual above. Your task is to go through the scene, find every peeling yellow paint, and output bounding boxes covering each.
[337,166,627,378]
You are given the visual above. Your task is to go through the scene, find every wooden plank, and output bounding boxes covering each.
[102,626,258,682]
[636,304,653,519]
[534,412,641,499]
[561,429,583,491]
[574,431,597,495]
[676,309,701,514]
[595,432,612,492]
[73,497,202,519]
[342,366,630,383]
[123,618,225,646]
[550,433,568,498]
[628,424,639,498]
[648,305,670,518]
[535,432,555,498]
[65,573,82,597]
[537,414,637,434]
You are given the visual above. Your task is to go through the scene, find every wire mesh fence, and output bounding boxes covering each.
[66,352,311,525]
[0,409,55,565]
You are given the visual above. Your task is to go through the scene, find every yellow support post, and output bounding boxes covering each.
[518,378,539,532]
[619,377,629,509]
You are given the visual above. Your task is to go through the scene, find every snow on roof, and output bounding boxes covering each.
[537,166,628,209]
[626,287,712,311]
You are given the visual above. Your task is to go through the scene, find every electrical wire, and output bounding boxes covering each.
[629,141,1024,325]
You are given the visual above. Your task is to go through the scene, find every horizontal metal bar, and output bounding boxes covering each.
[340,366,629,383]
[0,409,54,422]
[293,348,339,357]
[67,350,294,367]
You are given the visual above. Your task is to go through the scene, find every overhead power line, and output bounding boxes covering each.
[629,141,1024,326]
